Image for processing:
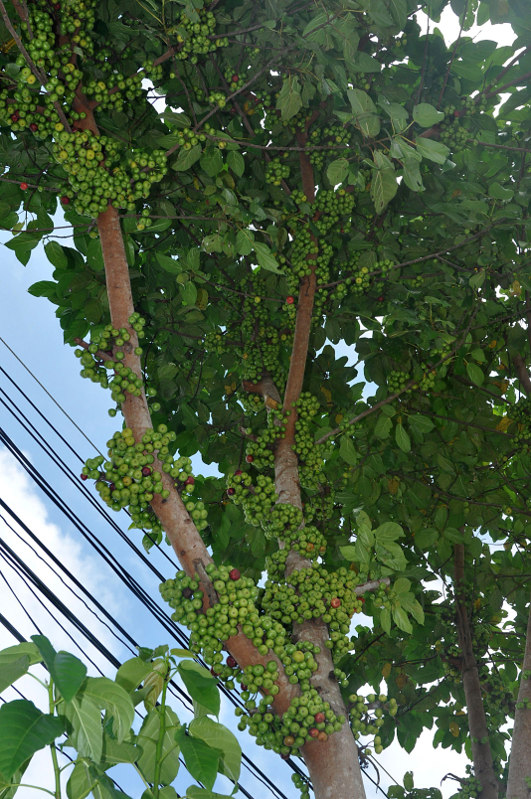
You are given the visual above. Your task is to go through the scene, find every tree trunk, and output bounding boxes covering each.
[454,544,499,799]
[506,595,531,799]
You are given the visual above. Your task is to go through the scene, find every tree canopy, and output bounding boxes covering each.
[0,0,530,798]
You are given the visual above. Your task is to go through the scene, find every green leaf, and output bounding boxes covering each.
[254,242,282,274]
[469,269,486,289]
[392,606,413,633]
[375,540,407,571]
[101,738,139,766]
[374,414,392,439]
[188,717,241,783]
[67,760,98,799]
[339,544,358,562]
[393,577,411,595]
[137,707,180,785]
[172,144,202,172]
[415,137,450,164]
[227,150,244,177]
[81,677,134,742]
[200,147,224,177]
[236,229,254,256]
[488,181,513,201]
[63,695,103,763]
[412,103,444,127]
[374,522,404,541]
[370,152,398,213]
[413,527,439,550]
[408,415,434,435]
[0,656,30,694]
[4,231,41,265]
[339,436,358,465]
[395,423,411,453]
[326,158,349,185]
[466,361,484,386]
[404,771,414,791]
[380,608,391,635]
[53,652,87,702]
[175,728,220,791]
[402,158,424,192]
[177,661,220,717]
[276,76,302,121]
[0,642,41,688]
[347,89,380,137]
[378,96,409,131]
[156,253,182,274]
[30,635,56,671]
[399,594,425,624]
[44,241,68,270]
[115,657,152,693]
[181,281,198,307]
[0,700,64,781]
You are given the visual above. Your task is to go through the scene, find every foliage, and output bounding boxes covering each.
[0,637,240,798]
[1,0,530,797]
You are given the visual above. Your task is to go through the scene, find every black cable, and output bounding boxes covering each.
[0,496,296,799]
[0,498,138,653]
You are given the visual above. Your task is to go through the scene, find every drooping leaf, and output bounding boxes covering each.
[175,727,220,791]
[177,661,220,717]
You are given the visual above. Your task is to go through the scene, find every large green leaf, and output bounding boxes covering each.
[347,89,380,137]
[0,700,64,781]
[175,727,220,791]
[276,76,302,121]
[63,695,103,763]
[253,242,282,274]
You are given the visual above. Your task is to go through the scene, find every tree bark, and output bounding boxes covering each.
[454,544,499,799]
[506,595,531,799]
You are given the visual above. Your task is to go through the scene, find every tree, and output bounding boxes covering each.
[0,0,530,798]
